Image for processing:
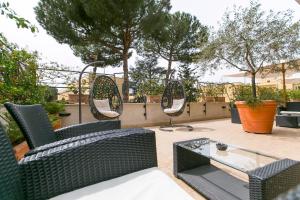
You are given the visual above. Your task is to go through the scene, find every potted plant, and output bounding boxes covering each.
[137,80,164,103]
[235,87,282,133]
[199,2,300,133]
[288,90,300,102]
[228,85,253,124]
[43,102,65,129]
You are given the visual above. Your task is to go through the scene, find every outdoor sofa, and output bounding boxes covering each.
[276,102,300,128]
[0,123,193,200]
[4,102,121,152]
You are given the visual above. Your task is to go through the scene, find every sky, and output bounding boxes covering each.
[1,0,300,85]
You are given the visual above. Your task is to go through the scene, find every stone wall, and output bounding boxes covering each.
[62,102,230,128]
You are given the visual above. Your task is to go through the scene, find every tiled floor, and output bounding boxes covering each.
[149,118,300,200]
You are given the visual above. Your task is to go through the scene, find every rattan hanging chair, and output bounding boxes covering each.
[89,75,123,120]
[160,80,193,132]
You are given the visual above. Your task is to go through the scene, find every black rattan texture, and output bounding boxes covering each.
[0,124,24,200]
[4,102,56,149]
[0,123,157,200]
[55,120,121,139]
[20,128,157,200]
[89,75,123,120]
[161,80,187,117]
[248,159,300,200]
[276,102,300,128]
[26,128,139,156]
[5,102,121,149]
[174,139,300,200]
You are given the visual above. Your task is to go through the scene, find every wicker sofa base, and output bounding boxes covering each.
[276,115,300,128]
[178,165,249,200]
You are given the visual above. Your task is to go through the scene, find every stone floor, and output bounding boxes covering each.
[149,118,300,200]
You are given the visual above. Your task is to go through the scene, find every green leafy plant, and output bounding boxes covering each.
[0,113,23,145]
[199,1,300,105]
[231,85,283,107]
[288,90,300,100]
[43,102,65,115]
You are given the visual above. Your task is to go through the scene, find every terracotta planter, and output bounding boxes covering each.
[214,97,225,102]
[68,94,89,104]
[204,96,215,102]
[13,141,29,161]
[52,119,62,130]
[235,100,277,134]
[146,95,161,103]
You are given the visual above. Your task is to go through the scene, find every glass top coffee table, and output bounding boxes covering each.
[173,138,300,200]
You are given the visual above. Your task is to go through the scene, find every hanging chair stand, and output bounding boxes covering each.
[159,118,193,132]
[159,80,193,132]
[78,61,123,124]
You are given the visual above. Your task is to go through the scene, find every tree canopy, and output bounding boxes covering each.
[140,11,208,84]
[130,53,165,96]
[199,1,300,98]
[35,0,171,102]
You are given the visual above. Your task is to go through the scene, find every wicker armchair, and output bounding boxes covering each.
[0,123,157,200]
[276,102,300,128]
[4,103,121,149]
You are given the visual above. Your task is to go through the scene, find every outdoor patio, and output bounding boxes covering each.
[151,119,300,200]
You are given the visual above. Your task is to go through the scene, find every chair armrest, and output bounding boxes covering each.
[55,120,121,140]
[277,106,287,115]
[248,159,300,200]
[25,128,135,157]
[19,128,157,200]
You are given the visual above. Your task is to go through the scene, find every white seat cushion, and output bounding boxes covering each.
[164,99,184,114]
[51,167,193,200]
[93,99,120,117]
[94,99,111,112]
[101,110,120,118]
[280,111,300,116]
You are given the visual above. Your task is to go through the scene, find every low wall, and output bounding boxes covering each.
[62,102,230,128]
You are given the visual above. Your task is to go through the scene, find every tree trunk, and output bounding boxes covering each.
[281,63,287,105]
[251,72,257,98]
[122,51,129,103]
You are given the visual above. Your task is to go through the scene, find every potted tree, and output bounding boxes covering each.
[199,2,300,133]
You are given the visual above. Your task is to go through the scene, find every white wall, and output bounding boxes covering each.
[62,102,230,128]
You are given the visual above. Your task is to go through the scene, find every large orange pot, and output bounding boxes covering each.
[235,100,277,134]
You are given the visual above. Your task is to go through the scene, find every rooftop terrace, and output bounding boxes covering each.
[151,119,300,199]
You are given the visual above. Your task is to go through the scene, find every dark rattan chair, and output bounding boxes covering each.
[160,80,193,132]
[89,75,123,120]
[276,102,300,128]
[4,102,121,150]
[0,122,157,200]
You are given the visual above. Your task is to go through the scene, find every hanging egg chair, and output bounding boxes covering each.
[89,75,123,120]
[160,80,193,131]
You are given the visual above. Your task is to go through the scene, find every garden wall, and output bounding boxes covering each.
[62,102,230,128]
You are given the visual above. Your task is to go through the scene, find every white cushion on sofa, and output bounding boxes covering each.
[51,167,193,200]
[280,111,300,116]
[164,99,184,114]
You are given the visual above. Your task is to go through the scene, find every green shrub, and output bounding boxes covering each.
[0,112,24,145]
[231,85,283,107]
[288,90,300,100]
[43,102,65,114]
